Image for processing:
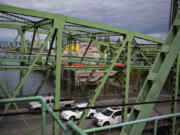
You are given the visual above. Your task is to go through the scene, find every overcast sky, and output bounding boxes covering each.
[0,0,171,41]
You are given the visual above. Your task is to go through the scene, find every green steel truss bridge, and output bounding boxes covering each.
[0,0,180,134]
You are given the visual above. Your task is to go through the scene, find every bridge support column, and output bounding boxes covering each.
[171,52,180,135]
[20,29,26,97]
[122,34,133,122]
[53,17,65,135]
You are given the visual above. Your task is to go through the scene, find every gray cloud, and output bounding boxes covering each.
[0,0,171,40]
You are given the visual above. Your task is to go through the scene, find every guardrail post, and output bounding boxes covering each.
[153,119,158,135]
[66,124,73,135]
[40,98,46,135]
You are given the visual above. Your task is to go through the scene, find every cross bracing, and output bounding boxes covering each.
[1,3,179,135]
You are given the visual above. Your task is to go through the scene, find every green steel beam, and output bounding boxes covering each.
[132,40,152,65]
[170,0,179,27]
[0,96,47,135]
[123,35,133,122]
[65,16,164,44]
[53,18,64,135]
[36,30,42,48]
[20,29,25,97]
[75,37,115,47]
[78,34,132,128]
[0,28,54,120]
[171,52,180,135]
[0,23,21,29]
[61,66,114,70]
[0,12,34,25]
[0,23,48,34]
[71,32,120,39]
[120,13,180,135]
[28,27,37,61]
[0,96,86,135]
[0,80,34,135]
[81,38,93,61]
[67,38,72,97]
[176,127,180,135]
[176,125,180,135]
[33,71,51,95]
[45,29,57,65]
[0,30,20,64]
[0,4,166,134]
[0,4,164,45]
[84,112,180,134]
[0,56,102,65]
[0,56,154,70]
[94,41,105,59]
[11,30,20,47]
[22,19,52,30]
[64,26,99,34]
[0,4,62,19]
[0,65,52,70]
[80,60,101,91]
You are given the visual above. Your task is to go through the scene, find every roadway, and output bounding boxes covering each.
[0,96,180,135]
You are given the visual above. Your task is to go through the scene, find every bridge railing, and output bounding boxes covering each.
[0,96,86,135]
[84,112,180,135]
[1,96,179,135]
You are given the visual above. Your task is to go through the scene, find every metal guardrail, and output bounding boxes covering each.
[1,96,179,135]
[0,96,86,135]
[84,112,180,135]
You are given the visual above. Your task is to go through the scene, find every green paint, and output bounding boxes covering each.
[53,18,64,135]
[0,80,34,135]
[78,35,131,128]
[123,34,133,122]
[0,28,54,120]
[120,14,180,135]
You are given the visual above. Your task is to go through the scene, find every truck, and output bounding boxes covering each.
[61,102,97,121]
[29,96,75,114]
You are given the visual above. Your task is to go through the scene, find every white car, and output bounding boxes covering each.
[93,106,129,126]
[61,103,97,121]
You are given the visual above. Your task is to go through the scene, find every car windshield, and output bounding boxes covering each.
[71,106,78,112]
[101,108,113,116]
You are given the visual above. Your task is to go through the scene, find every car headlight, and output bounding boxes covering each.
[63,114,69,117]
[99,119,103,122]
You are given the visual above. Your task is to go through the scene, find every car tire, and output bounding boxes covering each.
[103,121,110,126]
[89,113,94,119]
[70,116,75,121]
[35,108,41,115]
[65,104,71,109]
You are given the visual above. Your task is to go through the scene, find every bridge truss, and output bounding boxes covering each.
[0,3,179,135]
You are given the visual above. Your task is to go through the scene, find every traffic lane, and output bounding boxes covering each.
[1,97,179,135]
[0,113,95,135]
[1,104,180,135]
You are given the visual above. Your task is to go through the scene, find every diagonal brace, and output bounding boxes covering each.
[0,80,34,135]
[78,34,133,128]
[0,28,54,120]
[81,38,93,61]
[33,71,51,95]
[132,39,152,65]
[0,30,21,64]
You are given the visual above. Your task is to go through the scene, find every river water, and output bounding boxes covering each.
[0,70,54,97]
[0,49,54,97]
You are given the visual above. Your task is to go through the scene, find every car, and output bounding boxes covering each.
[93,106,130,126]
[61,102,97,121]
[29,96,75,114]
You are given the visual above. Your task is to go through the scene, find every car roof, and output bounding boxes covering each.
[42,96,74,101]
[76,102,88,108]
[107,106,122,111]
[44,96,54,100]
